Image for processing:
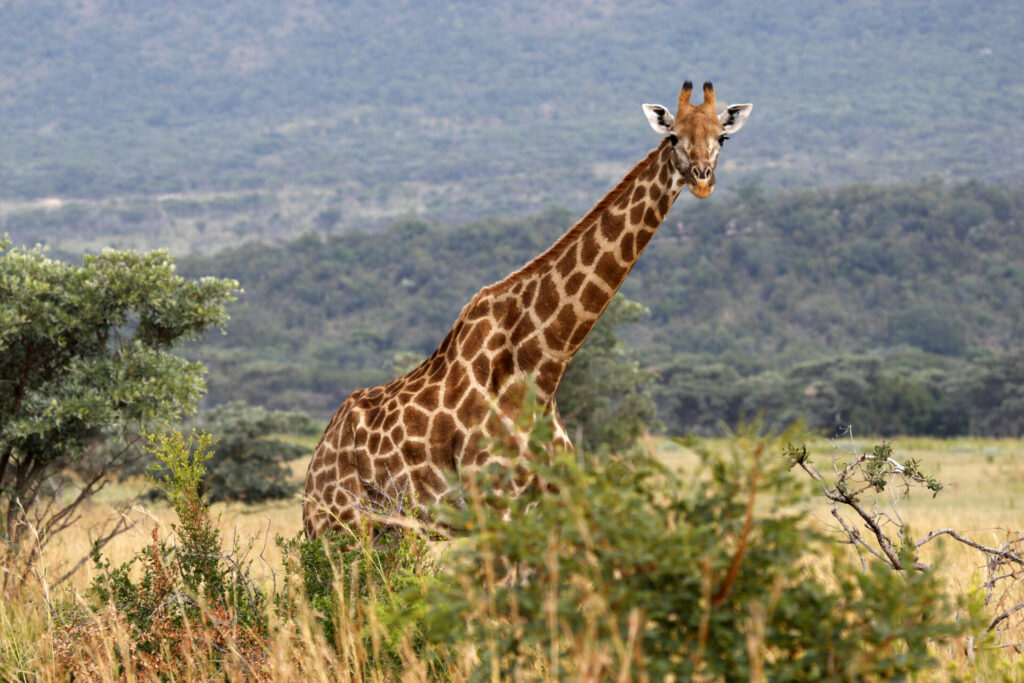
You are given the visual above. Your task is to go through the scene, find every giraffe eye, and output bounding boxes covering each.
[718,134,729,146]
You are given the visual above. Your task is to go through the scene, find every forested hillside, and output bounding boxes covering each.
[3,0,1022,436]
[2,0,1022,254]
[179,180,1024,436]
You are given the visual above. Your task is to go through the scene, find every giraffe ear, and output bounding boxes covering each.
[642,104,674,135]
[719,103,753,135]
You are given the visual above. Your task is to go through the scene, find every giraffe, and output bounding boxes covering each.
[302,81,752,538]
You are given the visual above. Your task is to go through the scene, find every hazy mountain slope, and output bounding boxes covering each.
[1,0,1021,251]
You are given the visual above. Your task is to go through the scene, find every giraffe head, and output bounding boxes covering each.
[642,81,752,198]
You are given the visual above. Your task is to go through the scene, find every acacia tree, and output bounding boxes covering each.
[0,238,237,581]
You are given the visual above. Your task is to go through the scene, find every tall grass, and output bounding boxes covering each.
[2,430,1022,680]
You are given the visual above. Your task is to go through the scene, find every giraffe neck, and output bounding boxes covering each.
[454,138,685,403]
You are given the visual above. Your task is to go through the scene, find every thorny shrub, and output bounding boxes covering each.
[55,429,267,679]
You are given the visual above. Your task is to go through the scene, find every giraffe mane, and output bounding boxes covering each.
[478,137,672,296]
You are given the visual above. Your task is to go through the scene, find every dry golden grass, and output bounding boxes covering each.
[647,433,1024,678]
[40,483,303,596]
[646,434,1024,540]
[4,435,1022,680]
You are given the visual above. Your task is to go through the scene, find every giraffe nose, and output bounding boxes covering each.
[692,164,712,181]
[689,164,715,198]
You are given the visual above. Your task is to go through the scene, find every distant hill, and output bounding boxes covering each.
[177,180,1024,419]
[2,1,1022,254]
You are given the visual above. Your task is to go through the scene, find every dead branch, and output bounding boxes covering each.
[54,507,144,586]
[785,437,1023,655]
[916,528,1024,565]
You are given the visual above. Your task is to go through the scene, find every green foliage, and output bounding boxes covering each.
[276,524,437,670]
[192,401,315,503]
[653,357,742,435]
[0,0,1019,238]
[143,429,224,598]
[169,181,1024,438]
[88,429,264,670]
[651,350,994,438]
[556,294,657,452]
[887,304,966,357]
[956,350,1024,437]
[406,403,967,679]
[0,238,237,559]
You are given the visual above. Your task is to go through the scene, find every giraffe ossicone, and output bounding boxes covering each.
[302,80,752,538]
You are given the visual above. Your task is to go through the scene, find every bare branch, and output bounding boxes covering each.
[830,506,887,566]
[916,528,1024,565]
[986,601,1024,635]
[54,508,143,586]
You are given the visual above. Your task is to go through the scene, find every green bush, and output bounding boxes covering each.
[50,401,983,679]
[403,399,968,679]
[276,522,438,672]
[886,305,967,357]
[0,239,237,576]
[82,429,265,676]
[195,401,315,503]
[957,350,1024,437]
[655,352,978,438]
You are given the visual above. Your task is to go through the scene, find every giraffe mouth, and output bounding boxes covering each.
[683,166,715,198]
[687,175,715,198]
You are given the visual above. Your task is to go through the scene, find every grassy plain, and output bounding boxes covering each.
[652,434,1024,574]
[5,435,1023,678]
[651,434,1024,674]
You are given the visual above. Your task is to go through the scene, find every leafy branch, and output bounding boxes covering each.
[785,433,1024,653]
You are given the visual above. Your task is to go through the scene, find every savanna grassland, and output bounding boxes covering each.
[3,2,1023,678]
[1,434,1020,680]
[34,436,1024,598]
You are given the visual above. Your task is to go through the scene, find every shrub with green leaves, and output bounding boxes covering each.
[404,400,970,680]
[83,429,265,677]
[194,400,316,503]
[0,238,237,575]
[276,522,438,672]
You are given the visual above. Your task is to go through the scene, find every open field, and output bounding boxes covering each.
[47,435,1024,624]
[651,434,1024,671]
[652,434,1024,572]
[39,434,1024,603]
[4,434,1022,678]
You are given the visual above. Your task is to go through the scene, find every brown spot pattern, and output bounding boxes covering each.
[580,227,599,266]
[600,211,624,241]
[580,282,606,314]
[630,202,645,225]
[595,252,627,287]
[405,405,429,437]
[620,233,635,262]
[511,315,535,343]
[303,125,690,538]
[535,279,558,321]
[565,272,585,296]
[403,442,427,466]
[415,385,440,412]
[644,207,660,228]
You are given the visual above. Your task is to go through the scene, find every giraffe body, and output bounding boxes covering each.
[303,81,751,538]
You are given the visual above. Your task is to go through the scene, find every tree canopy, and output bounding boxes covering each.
[174,180,1024,437]
[0,237,237,558]
[194,401,316,503]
